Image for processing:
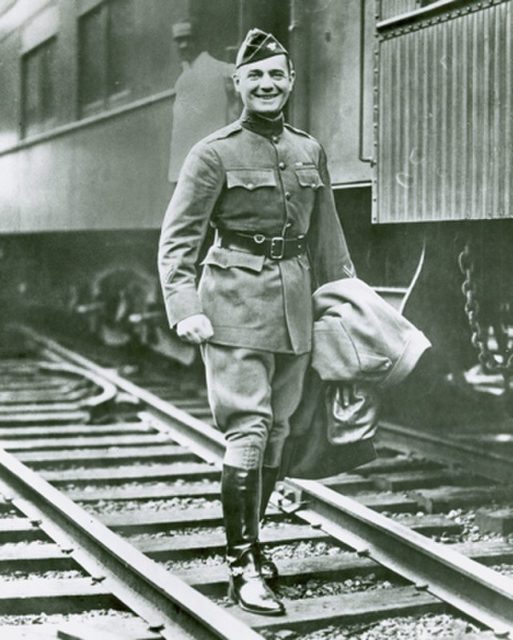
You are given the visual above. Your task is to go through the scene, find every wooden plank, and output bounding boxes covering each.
[100,507,457,536]
[0,412,90,425]
[410,486,509,513]
[66,482,221,502]
[357,493,419,513]
[234,586,442,631]
[0,577,118,614]
[386,514,462,536]
[0,543,75,572]
[1,434,171,451]
[476,508,513,535]
[0,543,66,561]
[43,462,219,485]
[453,540,513,564]
[0,378,76,390]
[322,474,375,494]
[0,388,89,404]
[0,517,39,532]
[101,504,281,531]
[17,445,194,467]
[0,402,85,414]
[358,455,442,475]
[68,485,417,509]
[0,423,152,439]
[136,524,329,558]
[0,518,48,543]
[57,620,161,640]
[442,633,500,640]
[176,552,382,594]
[0,624,59,638]
[370,471,488,492]
[0,361,45,371]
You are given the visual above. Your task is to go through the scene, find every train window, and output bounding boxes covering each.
[21,37,57,137]
[78,4,107,112]
[78,0,134,116]
[108,0,134,98]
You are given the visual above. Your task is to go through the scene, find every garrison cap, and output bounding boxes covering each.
[235,28,288,68]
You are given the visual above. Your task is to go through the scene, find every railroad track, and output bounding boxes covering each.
[0,323,512,639]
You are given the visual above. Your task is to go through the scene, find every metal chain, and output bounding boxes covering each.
[458,243,513,376]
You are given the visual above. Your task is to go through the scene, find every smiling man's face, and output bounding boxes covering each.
[233,54,295,117]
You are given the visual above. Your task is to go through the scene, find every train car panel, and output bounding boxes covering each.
[289,0,374,186]
[20,2,57,51]
[1,99,173,233]
[375,0,513,223]
[68,103,172,231]
[379,0,420,21]
[0,22,22,152]
[0,150,20,231]
[0,0,196,233]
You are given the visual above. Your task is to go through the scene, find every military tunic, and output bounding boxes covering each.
[158,111,355,354]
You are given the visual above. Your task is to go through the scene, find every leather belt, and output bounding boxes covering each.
[217,229,306,260]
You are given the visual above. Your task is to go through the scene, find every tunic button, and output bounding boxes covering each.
[279,161,286,170]
[247,183,254,190]
[286,222,292,228]
[285,192,292,200]
[272,135,279,143]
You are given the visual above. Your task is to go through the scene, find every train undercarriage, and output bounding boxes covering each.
[2,211,512,430]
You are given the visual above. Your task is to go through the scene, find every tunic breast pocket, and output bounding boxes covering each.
[226,169,277,191]
[295,167,324,190]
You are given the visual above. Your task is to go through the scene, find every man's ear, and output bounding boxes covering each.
[232,72,241,94]
[289,69,296,90]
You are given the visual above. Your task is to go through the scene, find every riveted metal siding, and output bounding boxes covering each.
[375,0,513,223]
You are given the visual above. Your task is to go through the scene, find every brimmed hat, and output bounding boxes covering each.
[172,21,193,39]
[235,28,288,68]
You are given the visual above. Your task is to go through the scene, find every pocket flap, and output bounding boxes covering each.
[201,246,265,272]
[295,168,324,189]
[226,169,277,190]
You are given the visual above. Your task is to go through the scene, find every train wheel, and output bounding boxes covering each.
[90,268,154,348]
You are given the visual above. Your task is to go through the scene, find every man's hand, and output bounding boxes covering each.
[176,314,214,344]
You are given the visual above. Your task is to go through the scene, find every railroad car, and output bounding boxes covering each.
[0,0,511,418]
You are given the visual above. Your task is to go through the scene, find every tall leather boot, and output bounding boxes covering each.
[258,466,280,580]
[260,466,280,521]
[221,464,284,616]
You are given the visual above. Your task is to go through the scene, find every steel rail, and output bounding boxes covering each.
[0,448,263,640]
[17,324,513,635]
[280,479,513,638]
[19,325,225,465]
[39,361,117,409]
[378,419,513,484]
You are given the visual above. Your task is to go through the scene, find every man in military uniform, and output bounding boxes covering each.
[158,29,354,615]
[168,21,237,182]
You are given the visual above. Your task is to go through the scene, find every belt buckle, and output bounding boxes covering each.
[270,236,285,259]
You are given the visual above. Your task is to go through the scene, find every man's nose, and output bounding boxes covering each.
[258,74,274,90]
